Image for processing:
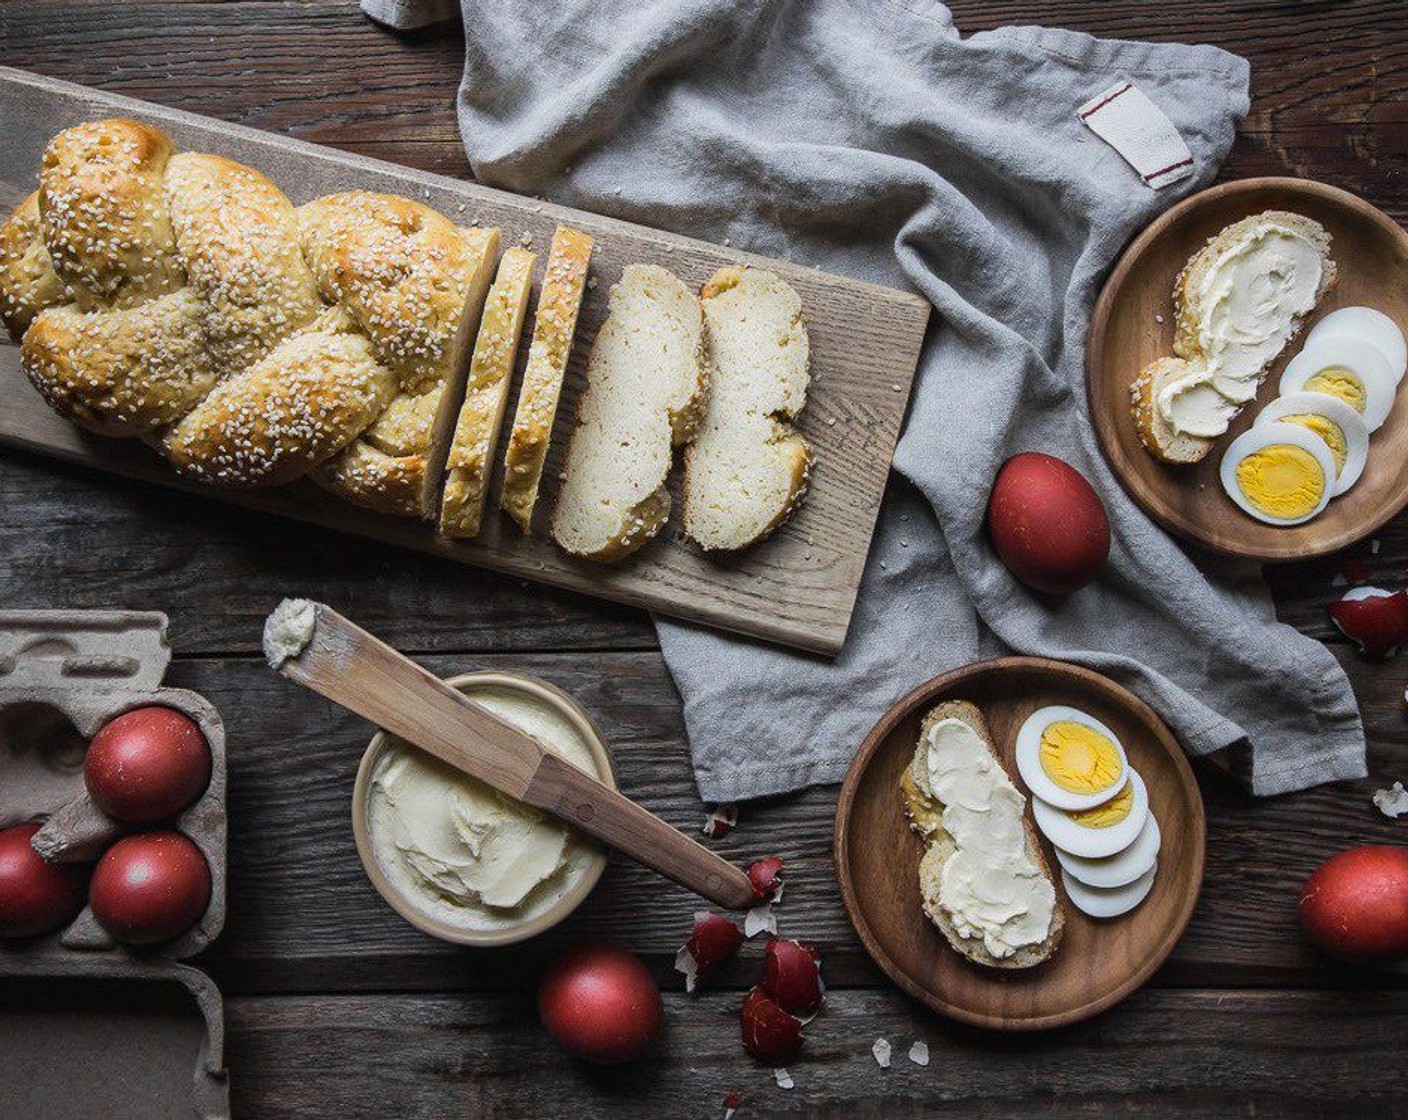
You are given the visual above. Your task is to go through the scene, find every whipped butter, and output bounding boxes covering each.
[367,683,601,932]
[1159,218,1325,437]
[923,718,1055,959]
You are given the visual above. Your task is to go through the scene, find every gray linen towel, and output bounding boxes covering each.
[363,0,1367,801]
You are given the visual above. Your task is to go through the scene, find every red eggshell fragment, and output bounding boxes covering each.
[85,706,212,823]
[0,823,89,939]
[762,938,823,1017]
[1328,588,1408,660]
[538,942,663,1064]
[89,831,211,945]
[748,856,784,902]
[740,987,802,1065]
[680,912,744,992]
[987,453,1110,595]
[1300,845,1408,964]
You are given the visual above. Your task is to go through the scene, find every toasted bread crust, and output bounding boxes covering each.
[902,700,1065,970]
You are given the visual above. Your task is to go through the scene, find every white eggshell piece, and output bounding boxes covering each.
[1061,864,1157,919]
[1013,705,1129,811]
[1033,769,1151,859]
[1218,424,1337,526]
[1306,306,1407,383]
[1054,812,1161,889]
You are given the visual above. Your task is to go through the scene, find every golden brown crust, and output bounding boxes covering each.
[164,152,322,374]
[1128,356,1213,466]
[0,192,67,342]
[501,225,594,532]
[165,329,398,488]
[22,291,215,437]
[440,246,537,539]
[38,118,184,309]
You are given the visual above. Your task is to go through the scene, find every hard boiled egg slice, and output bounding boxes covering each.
[1055,812,1160,889]
[1219,424,1336,526]
[1061,865,1156,920]
[1032,769,1150,859]
[1305,307,1406,383]
[1254,391,1369,496]
[1014,705,1128,811]
[1279,338,1398,431]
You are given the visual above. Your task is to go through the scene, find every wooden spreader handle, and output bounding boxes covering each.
[525,753,756,910]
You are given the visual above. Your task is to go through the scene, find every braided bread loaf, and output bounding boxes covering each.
[0,118,498,516]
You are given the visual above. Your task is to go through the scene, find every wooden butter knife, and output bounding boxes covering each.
[265,600,757,911]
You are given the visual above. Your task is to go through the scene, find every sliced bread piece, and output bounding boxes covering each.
[684,266,812,552]
[1129,355,1217,465]
[1173,210,1336,371]
[500,225,593,531]
[551,264,707,562]
[900,700,1065,970]
[440,247,537,539]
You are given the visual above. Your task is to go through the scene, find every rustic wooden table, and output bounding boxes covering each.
[3,2,1406,1116]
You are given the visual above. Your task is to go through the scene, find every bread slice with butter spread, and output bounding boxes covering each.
[901,700,1065,970]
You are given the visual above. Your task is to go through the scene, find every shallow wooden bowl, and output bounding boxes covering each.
[1087,177,1408,561]
[834,657,1204,1031]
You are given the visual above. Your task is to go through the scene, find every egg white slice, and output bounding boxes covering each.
[1279,338,1399,432]
[1013,705,1129,811]
[1219,424,1337,526]
[1032,768,1150,859]
[1253,391,1370,497]
[1054,812,1161,889]
[1306,306,1407,383]
[1061,865,1156,920]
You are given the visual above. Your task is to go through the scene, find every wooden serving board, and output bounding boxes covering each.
[834,657,1205,1031]
[0,68,929,656]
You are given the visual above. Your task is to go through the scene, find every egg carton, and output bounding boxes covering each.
[0,610,230,1119]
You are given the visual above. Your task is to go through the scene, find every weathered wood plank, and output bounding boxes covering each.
[0,451,656,653]
[171,653,1408,995]
[223,987,1408,1119]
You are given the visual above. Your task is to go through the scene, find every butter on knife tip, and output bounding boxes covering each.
[263,598,319,670]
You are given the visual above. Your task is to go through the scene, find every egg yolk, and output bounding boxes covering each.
[1303,368,1368,413]
[1066,780,1135,829]
[1234,444,1325,519]
[1038,721,1122,794]
[1280,414,1347,474]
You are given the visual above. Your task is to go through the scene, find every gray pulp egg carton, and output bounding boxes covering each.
[0,610,230,1118]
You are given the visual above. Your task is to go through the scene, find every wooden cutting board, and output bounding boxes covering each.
[0,68,929,656]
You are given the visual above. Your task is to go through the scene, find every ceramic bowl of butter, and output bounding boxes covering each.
[351,671,616,947]
[1087,176,1408,561]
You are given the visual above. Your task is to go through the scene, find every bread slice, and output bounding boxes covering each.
[1129,356,1217,465]
[551,264,707,562]
[439,247,537,539]
[684,266,812,552]
[901,700,1065,970]
[1173,210,1335,370]
[500,225,593,531]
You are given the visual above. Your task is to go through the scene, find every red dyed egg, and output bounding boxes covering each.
[538,942,663,1064]
[0,823,88,939]
[85,706,211,823]
[1300,845,1408,964]
[988,452,1110,594]
[90,831,211,945]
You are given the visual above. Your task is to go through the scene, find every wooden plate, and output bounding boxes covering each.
[1087,177,1408,561]
[834,657,1205,1031]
